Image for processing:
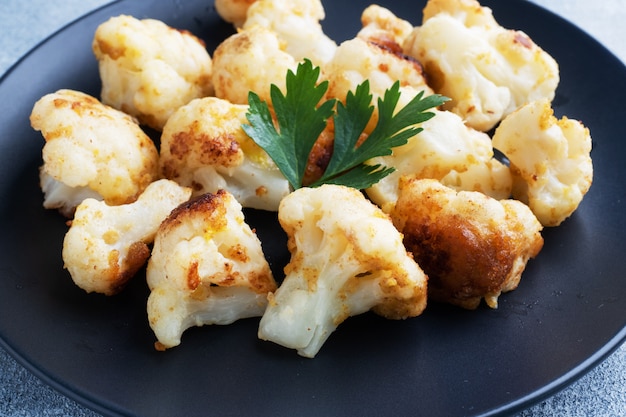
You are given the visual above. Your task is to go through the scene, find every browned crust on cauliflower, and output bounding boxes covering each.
[391,177,543,309]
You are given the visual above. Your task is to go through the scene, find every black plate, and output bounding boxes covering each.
[1,1,625,416]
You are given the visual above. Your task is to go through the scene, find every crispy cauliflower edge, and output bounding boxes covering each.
[146,189,277,350]
[391,177,543,309]
[62,179,192,295]
[159,96,291,211]
[30,89,159,217]
[258,184,428,358]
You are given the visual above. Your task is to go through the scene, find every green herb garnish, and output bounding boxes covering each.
[243,59,448,190]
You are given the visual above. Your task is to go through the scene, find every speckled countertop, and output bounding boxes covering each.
[1,1,625,416]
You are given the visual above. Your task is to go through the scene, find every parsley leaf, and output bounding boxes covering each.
[243,60,335,189]
[243,59,448,190]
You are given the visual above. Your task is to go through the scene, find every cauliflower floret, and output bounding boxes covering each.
[146,189,277,350]
[258,184,428,358]
[159,97,290,211]
[366,109,512,213]
[30,89,159,217]
[391,178,543,310]
[211,25,297,106]
[62,179,191,295]
[242,0,337,66]
[403,0,559,131]
[214,0,258,27]
[492,99,593,227]
[357,5,414,49]
[323,37,433,120]
[92,15,213,130]
[323,36,434,132]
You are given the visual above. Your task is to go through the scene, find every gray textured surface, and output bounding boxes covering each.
[1,1,625,416]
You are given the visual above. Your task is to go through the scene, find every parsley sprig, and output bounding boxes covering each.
[243,59,448,190]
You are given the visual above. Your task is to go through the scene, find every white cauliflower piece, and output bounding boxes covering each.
[242,0,337,66]
[492,99,593,227]
[214,0,258,27]
[403,0,559,131]
[62,179,191,295]
[211,25,297,106]
[357,5,415,49]
[391,178,543,309]
[146,189,277,350]
[92,15,213,130]
[366,109,512,213]
[258,184,428,358]
[159,97,290,211]
[30,89,159,217]
[323,36,434,133]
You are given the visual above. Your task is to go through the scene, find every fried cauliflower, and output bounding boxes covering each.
[391,178,543,310]
[62,179,191,295]
[403,0,559,131]
[30,89,159,217]
[211,25,297,106]
[146,190,277,350]
[92,15,213,130]
[365,109,512,213]
[242,0,337,66]
[258,184,428,358]
[159,97,290,211]
[323,36,433,132]
[357,4,414,47]
[492,99,593,226]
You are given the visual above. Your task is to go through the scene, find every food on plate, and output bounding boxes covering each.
[403,0,559,131]
[366,108,511,213]
[62,179,192,295]
[323,6,433,133]
[30,89,159,217]
[159,96,290,211]
[258,184,428,358]
[92,15,213,130]
[391,178,543,309]
[146,190,277,350]
[492,99,594,227]
[29,0,595,358]
[242,0,337,66]
[211,25,297,106]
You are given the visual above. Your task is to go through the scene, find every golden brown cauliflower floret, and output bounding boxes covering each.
[159,97,290,211]
[357,5,415,51]
[211,25,297,106]
[146,190,277,350]
[30,89,159,217]
[403,0,559,131]
[492,99,593,227]
[366,109,512,213]
[391,178,543,310]
[62,179,192,295]
[323,36,433,133]
[92,15,213,130]
[214,0,258,27]
[242,0,337,66]
[258,184,428,358]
